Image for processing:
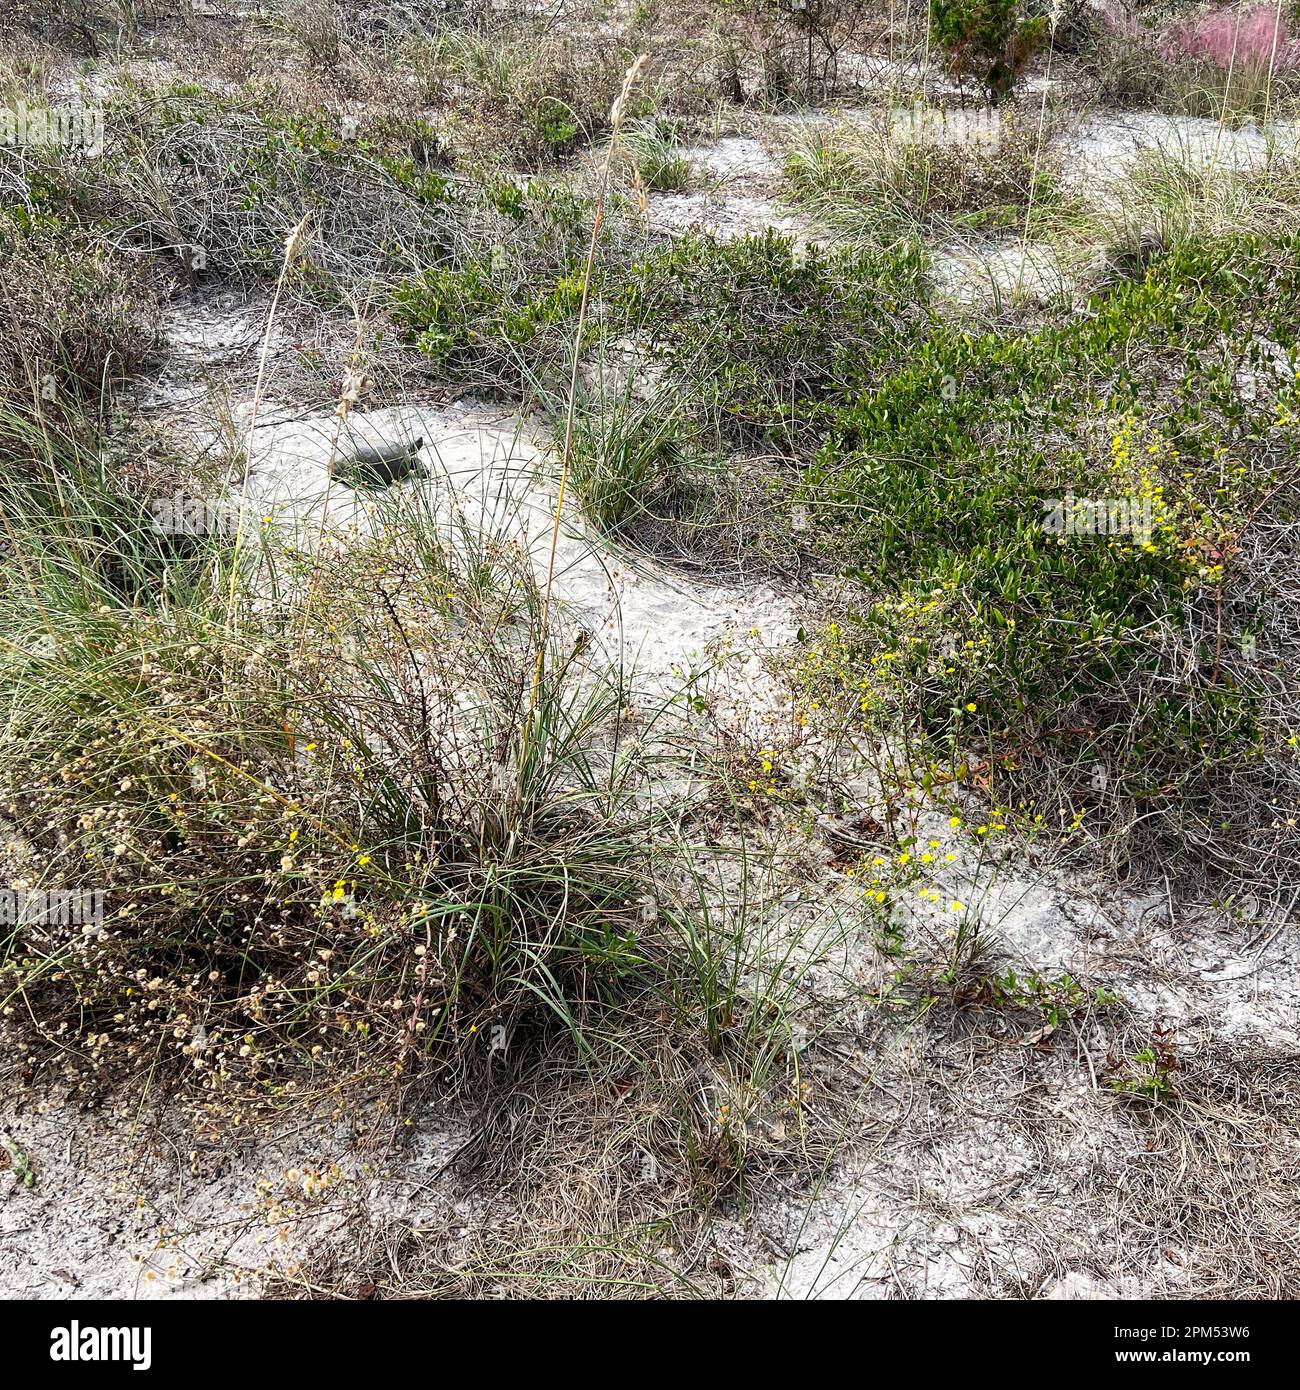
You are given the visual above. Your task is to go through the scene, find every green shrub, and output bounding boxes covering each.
[800,233,1300,874]
[929,0,1048,102]
[619,230,927,452]
[390,181,608,391]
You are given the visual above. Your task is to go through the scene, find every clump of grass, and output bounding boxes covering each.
[1079,5,1300,118]
[427,28,644,169]
[0,406,833,1196]
[562,385,700,536]
[785,107,1071,246]
[12,0,144,58]
[699,0,879,106]
[0,212,161,415]
[281,0,341,70]
[1086,139,1300,276]
[0,403,859,1307]
[620,118,692,192]
[265,839,860,1298]
[554,367,812,578]
[0,416,640,1098]
[0,80,458,299]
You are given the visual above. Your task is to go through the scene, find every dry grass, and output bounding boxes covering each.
[0,218,161,415]
[3,0,1299,1303]
[784,103,1073,248]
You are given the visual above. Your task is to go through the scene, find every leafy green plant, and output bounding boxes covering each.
[990,968,1119,1027]
[800,231,1300,878]
[929,0,1048,102]
[390,180,610,389]
[1110,1029,1179,1103]
[0,1134,36,1190]
[620,230,926,452]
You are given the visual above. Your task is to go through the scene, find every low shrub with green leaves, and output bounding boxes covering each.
[618,230,928,452]
[798,233,1300,882]
[929,0,1048,103]
[390,180,610,391]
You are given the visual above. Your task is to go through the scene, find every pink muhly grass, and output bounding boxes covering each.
[1160,4,1300,72]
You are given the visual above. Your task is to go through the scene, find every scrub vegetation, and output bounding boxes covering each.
[2,0,1298,1299]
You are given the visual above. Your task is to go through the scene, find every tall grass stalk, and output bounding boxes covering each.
[530,52,648,713]
[225,213,311,630]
